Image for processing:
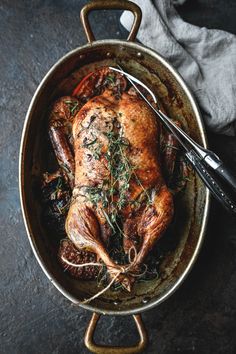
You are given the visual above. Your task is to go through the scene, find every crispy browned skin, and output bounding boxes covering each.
[65,89,174,286]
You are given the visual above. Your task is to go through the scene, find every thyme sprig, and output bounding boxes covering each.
[64,100,79,115]
[79,117,152,261]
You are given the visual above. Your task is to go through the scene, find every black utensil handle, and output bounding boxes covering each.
[186,151,236,215]
[215,163,236,193]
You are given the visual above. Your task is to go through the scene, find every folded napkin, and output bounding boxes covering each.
[121,0,236,136]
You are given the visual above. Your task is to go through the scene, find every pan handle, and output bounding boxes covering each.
[84,312,148,354]
[80,0,142,43]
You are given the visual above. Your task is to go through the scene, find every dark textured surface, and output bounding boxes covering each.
[1,0,236,353]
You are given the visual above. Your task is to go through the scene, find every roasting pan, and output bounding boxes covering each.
[19,1,210,352]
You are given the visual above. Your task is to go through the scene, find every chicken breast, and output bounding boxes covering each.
[65,88,174,287]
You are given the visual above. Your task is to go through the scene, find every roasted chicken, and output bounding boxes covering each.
[46,67,178,291]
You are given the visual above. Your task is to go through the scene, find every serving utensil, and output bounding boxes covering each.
[110,65,236,215]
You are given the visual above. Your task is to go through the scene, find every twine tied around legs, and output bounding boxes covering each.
[61,245,147,304]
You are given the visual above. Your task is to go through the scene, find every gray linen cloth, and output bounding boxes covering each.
[120,0,236,136]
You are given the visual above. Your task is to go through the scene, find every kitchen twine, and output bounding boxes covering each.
[61,246,147,304]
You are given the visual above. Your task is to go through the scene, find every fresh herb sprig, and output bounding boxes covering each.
[64,100,79,115]
[79,116,152,261]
